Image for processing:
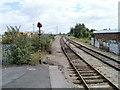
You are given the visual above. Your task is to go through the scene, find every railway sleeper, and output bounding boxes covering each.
[80,72,98,76]
[69,56,79,60]
[69,74,79,77]
[67,67,73,69]
[83,75,102,79]
[77,69,93,71]
[80,73,98,76]
[85,79,106,84]
[68,68,75,71]
[71,59,85,62]
[75,66,90,69]
[68,71,76,74]
[71,60,85,63]
[72,63,87,66]
[69,77,80,80]
[68,70,75,72]
[88,83,112,89]
[79,70,95,73]
[67,53,76,56]
[72,79,82,84]
[80,72,98,75]
[74,64,88,67]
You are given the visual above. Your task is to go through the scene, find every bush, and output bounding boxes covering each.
[29,51,46,65]
[31,34,54,52]
[3,26,55,65]
[8,34,34,65]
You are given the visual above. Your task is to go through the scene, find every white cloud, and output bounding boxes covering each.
[0,0,119,34]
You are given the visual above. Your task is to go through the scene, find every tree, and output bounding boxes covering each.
[68,23,91,38]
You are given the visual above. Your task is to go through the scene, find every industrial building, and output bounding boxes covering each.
[91,30,120,55]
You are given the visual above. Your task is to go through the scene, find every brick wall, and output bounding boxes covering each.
[94,33,120,43]
[93,33,120,55]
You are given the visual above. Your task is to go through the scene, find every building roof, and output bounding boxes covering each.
[93,30,120,34]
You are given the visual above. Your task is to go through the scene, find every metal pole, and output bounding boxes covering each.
[33,24,34,32]
[39,27,41,64]
[56,26,58,35]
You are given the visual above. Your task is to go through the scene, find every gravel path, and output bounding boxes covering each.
[46,36,75,87]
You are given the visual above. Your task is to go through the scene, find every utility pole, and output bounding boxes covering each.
[33,24,35,32]
[56,26,58,35]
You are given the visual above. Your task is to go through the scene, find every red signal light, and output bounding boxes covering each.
[37,22,42,28]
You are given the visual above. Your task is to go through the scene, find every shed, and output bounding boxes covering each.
[91,30,120,55]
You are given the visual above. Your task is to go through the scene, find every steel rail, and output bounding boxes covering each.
[60,36,119,90]
[65,37,120,71]
[60,37,90,90]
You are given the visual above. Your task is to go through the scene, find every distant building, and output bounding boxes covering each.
[91,30,120,55]
[18,32,36,37]
[23,32,36,37]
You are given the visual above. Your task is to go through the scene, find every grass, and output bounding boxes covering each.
[69,36,91,45]
[29,51,47,65]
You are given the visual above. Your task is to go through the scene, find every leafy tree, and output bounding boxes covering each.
[68,23,95,38]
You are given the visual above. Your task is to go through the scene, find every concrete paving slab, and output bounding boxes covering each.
[2,66,28,86]
[0,68,2,90]
[49,66,71,88]
[2,65,51,88]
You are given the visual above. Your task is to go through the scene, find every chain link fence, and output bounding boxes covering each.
[2,45,11,65]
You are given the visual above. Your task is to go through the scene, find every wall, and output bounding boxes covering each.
[94,33,120,42]
[91,38,94,45]
[92,33,120,55]
[94,39,100,48]
[109,43,120,55]
[119,2,120,31]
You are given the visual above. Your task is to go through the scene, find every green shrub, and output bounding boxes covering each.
[31,34,54,52]
[3,26,55,65]
[8,34,34,65]
[29,51,46,65]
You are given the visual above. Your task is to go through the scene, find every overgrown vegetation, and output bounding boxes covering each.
[69,37,91,44]
[2,26,54,65]
[2,26,21,44]
[68,23,95,44]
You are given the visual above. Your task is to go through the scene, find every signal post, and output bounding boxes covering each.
[37,22,42,64]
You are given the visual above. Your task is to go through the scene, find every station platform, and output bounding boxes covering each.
[2,65,71,89]
[49,66,71,88]
[2,65,51,88]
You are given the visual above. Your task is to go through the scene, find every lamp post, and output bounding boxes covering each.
[37,22,42,64]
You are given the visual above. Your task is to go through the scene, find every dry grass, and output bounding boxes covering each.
[29,51,47,65]
[69,36,91,45]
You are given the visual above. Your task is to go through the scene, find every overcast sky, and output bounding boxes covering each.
[0,0,119,34]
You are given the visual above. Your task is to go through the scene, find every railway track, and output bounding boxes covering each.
[64,37,120,71]
[60,36,119,90]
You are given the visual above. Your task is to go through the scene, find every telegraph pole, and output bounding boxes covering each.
[37,22,42,64]
[33,24,35,32]
[56,26,58,35]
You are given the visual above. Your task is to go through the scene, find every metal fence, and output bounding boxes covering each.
[0,44,2,65]
[2,44,11,65]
